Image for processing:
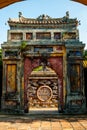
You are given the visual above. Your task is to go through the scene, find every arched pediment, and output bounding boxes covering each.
[30,66,57,77]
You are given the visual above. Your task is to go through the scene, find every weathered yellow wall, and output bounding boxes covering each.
[83,60,87,68]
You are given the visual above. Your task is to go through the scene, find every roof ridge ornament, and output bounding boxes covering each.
[62,11,72,22]
[18,12,23,22]
[66,11,69,19]
[37,14,51,20]
[19,12,22,18]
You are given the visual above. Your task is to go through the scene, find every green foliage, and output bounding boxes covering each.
[20,41,27,50]
[33,66,43,71]
[83,50,87,59]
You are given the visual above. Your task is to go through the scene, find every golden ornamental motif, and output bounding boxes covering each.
[37,85,52,102]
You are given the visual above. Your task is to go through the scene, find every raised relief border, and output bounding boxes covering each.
[37,85,53,102]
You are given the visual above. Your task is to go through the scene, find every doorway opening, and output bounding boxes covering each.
[26,66,59,114]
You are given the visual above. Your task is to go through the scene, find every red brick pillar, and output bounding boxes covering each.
[48,57,63,111]
[24,58,32,112]
[24,57,40,112]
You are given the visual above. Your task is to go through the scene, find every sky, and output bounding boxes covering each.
[0,0,87,49]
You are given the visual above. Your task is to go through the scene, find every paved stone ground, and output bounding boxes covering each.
[0,114,87,130]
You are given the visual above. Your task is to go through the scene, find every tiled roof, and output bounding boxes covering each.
[8,12,79,28]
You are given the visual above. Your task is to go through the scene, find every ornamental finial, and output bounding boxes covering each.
[19,12,22,18]
[66,11,69,19]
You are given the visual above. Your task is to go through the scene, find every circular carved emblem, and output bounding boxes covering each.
[37,85,52,102]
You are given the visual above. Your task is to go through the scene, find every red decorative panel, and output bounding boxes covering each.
[24,58,40,90]
[24,58,32,89]
[11,33,23,40]
[48,57,63,107]
[26,33,33,40]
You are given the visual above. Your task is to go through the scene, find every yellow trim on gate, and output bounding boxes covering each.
[83,60,87,68]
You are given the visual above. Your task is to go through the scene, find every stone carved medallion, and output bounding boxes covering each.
[37,85,52,102]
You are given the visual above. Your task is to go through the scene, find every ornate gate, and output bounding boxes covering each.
[24,56,63,113]
[26,66,59,110]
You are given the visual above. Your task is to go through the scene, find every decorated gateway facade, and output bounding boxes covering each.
[1,12,86,113]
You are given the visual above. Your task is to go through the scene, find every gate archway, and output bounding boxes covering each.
[27,65,59,112]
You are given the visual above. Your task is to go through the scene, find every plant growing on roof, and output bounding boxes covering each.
[20,41,27,51]
[83,49,87,60]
